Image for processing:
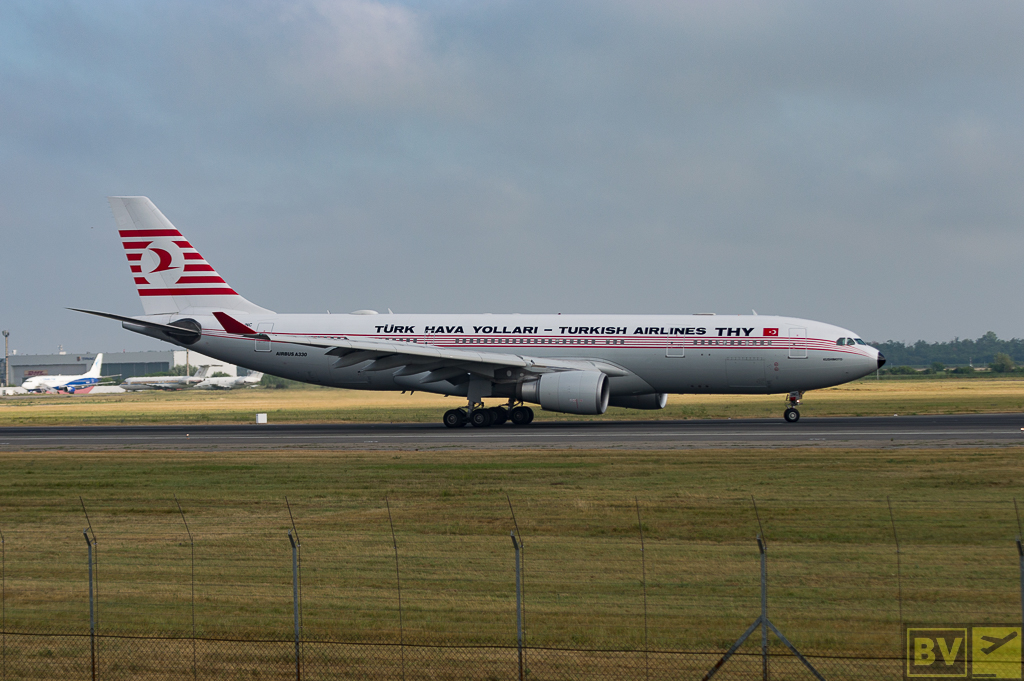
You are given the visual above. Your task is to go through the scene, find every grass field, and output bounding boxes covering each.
[2,376,1024,426]
[1,445,1022,658]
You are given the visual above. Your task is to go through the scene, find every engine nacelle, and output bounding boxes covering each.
[518,371,610,415]
[607,393,667,410]
[66,386,76,394]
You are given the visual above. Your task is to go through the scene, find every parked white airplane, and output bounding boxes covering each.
[194,372,263,390]
[121,365,211,391]
[22,354,107,393]
[74,197,885,426]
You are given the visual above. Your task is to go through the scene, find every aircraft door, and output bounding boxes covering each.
[788,327,807,359]
[255,323,273,352]
[666,340,685,358]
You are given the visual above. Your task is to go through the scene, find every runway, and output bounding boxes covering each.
[1,413,1023,450]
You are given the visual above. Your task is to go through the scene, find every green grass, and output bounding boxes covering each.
[1,446,1023,658]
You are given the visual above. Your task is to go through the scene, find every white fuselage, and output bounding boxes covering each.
[126,312,881,398]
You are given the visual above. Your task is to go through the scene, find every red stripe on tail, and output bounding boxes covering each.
[118,229,181,237]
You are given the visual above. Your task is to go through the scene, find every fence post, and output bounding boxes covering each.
[758,536,768,681]
[511,531,523,681]
[175,496,196,680]
[385,497,405,681]
[1,526,5,681]
[1017,537,1023,629]
[288,530,300,681]
[84,530,96,681]
[887,497,903,637]
[635,498,649,681]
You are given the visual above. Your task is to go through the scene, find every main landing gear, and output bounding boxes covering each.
[784,391,803,423]
[443,401,535,428]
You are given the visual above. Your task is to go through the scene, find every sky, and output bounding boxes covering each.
[2,0,1023,355]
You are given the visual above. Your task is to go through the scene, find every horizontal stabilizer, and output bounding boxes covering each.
[69,308,203,344]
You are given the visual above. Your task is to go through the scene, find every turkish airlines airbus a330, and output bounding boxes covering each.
[74,197,885,427]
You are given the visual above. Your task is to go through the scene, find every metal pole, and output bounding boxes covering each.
[288,531,300,681]
[758,536,768,681]
[2,331,8,387]
[1017,538,1024,631]
[511,531,523,681]
[887,497,903,633]
[84,530,96,681]
[1,526,5,681]
[385,497,405,681]
[506,494,527,674]
[175,496,196,680]
[636,498,649,681]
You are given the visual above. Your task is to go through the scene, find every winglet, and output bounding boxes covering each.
[213,311,256,335]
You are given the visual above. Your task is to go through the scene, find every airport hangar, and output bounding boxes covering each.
[3,350,253,386]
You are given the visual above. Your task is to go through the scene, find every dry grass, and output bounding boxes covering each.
[1,445,1022,657]
[2,377,1024,426]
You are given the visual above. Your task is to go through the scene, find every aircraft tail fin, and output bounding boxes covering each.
[193,365,211,379]
[245,372,264,383]
[87,353,104,378]
[108,197,272,316]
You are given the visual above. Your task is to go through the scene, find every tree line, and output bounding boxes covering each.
[871,331,1022,371]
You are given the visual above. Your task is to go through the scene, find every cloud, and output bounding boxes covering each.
[2,0,1024,352]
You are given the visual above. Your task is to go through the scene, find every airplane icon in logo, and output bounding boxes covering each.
[980,630,1018,655]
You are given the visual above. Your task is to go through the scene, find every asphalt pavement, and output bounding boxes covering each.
[1,413,1022,450]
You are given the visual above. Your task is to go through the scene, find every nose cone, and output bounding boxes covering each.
[877,353,886,369]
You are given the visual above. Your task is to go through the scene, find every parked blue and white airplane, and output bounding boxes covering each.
[22,354,105,393]
[74,197,885,426]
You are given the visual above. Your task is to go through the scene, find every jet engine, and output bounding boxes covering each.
[518,371,610,415]
[607,393,667,410]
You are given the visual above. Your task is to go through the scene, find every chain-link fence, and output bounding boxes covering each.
[2,631,899,680]
[1,495,1021,678]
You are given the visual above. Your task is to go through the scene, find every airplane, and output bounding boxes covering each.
[21,353,109,393]
[121,365,211,391]
[73,196,885,427]
[194,371,264,390]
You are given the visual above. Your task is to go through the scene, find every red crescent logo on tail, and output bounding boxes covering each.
[148,248,177,273]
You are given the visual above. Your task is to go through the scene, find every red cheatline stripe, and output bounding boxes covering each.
[183,253,204,260]
[175,276,225,284]
[126,253,143,261]
[173,240,192,248]
[134,277,149,285]
[130,265,142,273]
[118,229,181,237]
[184,264,215,272]
[122,241,152,249]
[137,288,239,296]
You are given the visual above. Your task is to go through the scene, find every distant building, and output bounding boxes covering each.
[5,350,250,386]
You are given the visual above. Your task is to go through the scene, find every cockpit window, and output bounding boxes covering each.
[836,338,844,345]
[854,338,866,345]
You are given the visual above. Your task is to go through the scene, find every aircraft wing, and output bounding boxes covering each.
[268,333,630,384]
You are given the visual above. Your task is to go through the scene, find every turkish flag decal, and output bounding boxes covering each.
[764,328,779,336]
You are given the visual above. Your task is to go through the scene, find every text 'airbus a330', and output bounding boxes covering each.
[74,197,885,426]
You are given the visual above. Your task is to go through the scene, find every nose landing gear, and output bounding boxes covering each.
[784,391,803,422]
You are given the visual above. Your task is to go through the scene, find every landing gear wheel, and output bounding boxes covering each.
[784,408,800,423]
[443,409,467,428]
[510,406,533,425]
[470,409,494,427]
[490,406,509,425]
